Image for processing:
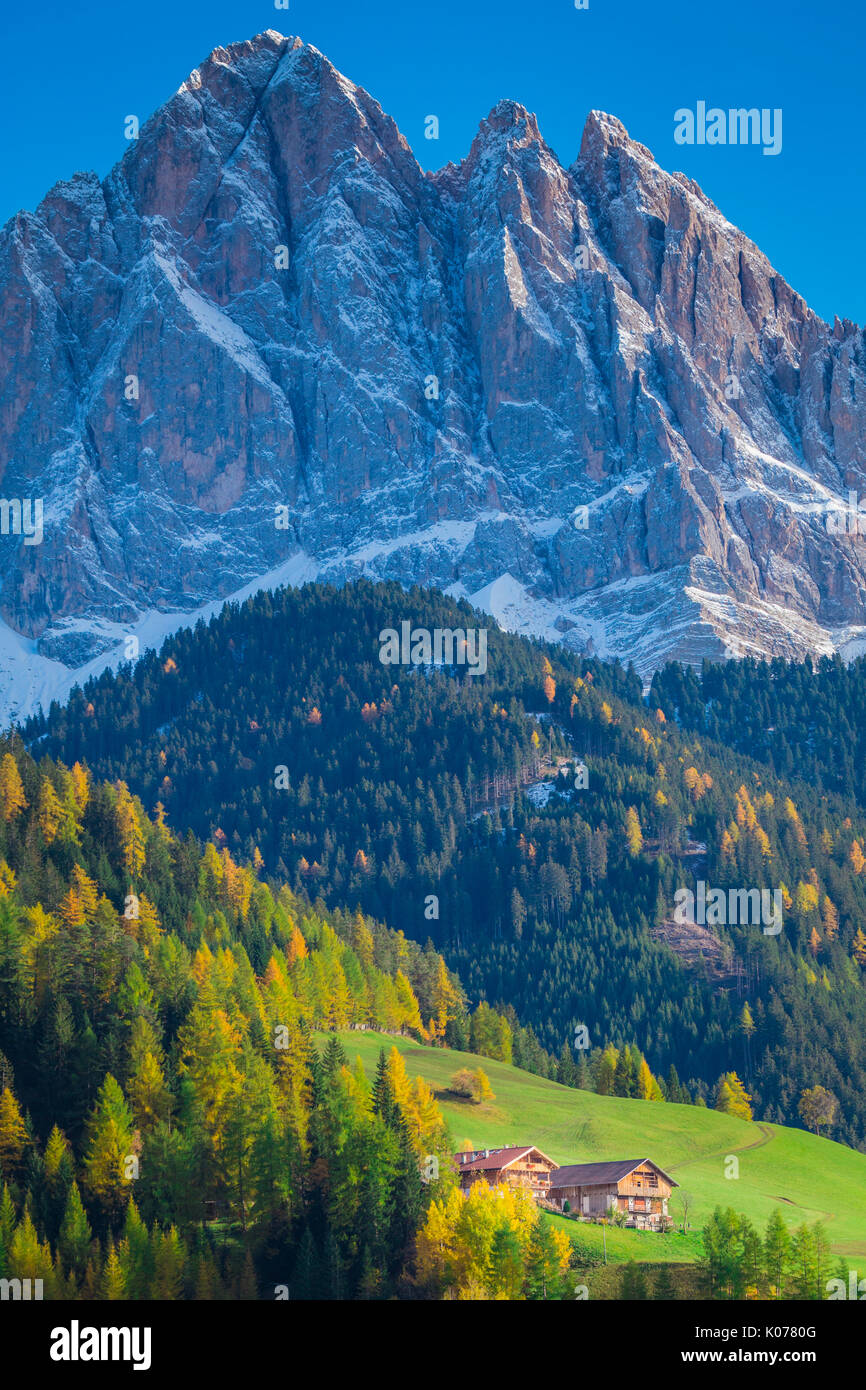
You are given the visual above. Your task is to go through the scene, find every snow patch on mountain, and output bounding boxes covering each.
[1,29,865,728]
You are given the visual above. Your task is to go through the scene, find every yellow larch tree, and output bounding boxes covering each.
[37,777,63,845]
[70,761,90,813]
[0,1088,30,1178]
[351,912,374,970]
[115,783,146,879]
[0,754,27,822]
[783,798,808,852]
[821,896,839,941]
[431,957,460,1040]
[625,807,643,857]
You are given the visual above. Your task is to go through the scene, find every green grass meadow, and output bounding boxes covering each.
[324,1029,866,1267]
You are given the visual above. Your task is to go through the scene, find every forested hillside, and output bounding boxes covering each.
[0,746,582,1298]
[18,581,866,1148]
[651,653,866,806]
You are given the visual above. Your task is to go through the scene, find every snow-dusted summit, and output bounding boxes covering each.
[1,30,866,722]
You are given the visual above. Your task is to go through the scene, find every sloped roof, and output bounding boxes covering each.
[549,1158,678,1188]
[455,1145,555,1173]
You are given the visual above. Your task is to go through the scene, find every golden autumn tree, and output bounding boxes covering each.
[37,777,63,845]
[625,807,643,857]
[430,957,460,1041]
[69,761,90,812]
[197,840,224,899]
[0,1088,30,1178]
[736,785,757,829]
[58,864,99,930]
[128,1051,171,1134]
[382,1045,412,1112]
[636,1057,656,1100]
[754,826,772,859]
[795,881,819,915]
[115,784,146,879]
[324,957,353,1031]
[684,767,705,801]
[821,896,839,941]
[133,894,163,956]
[9,1209,54,1289]
[0,860,15,899]
[714,1071,753,1121]
[351,911,374,970]
[783,798,808,852]
[43,1124,71,1191]
[394,970,423,1035]
[416,1183,570,1300]
[220,848,253,920]
[738,1001,754,1036]
[178,1003,243,1140]
[0,753,27,822]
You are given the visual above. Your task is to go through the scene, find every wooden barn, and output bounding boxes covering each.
[547,1158,677,1230]
[454,1146,557,1199]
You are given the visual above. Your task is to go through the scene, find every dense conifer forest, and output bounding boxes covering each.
[0,744,586,1298]
[651,653,866,805]
[17,581,866,1149]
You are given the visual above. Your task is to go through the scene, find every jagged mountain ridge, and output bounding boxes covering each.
[1,27,865,723]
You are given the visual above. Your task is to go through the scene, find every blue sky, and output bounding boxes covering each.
[1,0,863,323]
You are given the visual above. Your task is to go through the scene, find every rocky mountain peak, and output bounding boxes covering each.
[0,33,864,725]
[478,98,542,141]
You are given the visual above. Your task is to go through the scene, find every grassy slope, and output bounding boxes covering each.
[324,1030,866,1265]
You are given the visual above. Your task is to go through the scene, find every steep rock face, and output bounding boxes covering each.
[1,29,865,720]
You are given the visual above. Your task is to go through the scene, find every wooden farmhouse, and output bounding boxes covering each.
[454,1146,557,1199]
[547,1158,677,1230]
